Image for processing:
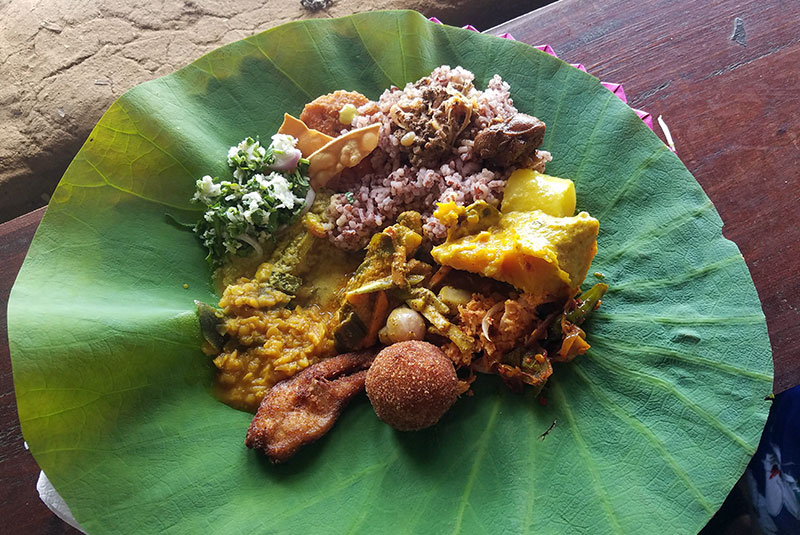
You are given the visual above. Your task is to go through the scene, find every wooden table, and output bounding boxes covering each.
[2,0,798,532]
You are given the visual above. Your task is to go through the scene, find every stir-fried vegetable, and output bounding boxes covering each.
[256,227,317,296]
[195,301,226,353]
[333,218,424,351]
[546,282,609,362]
[496,347,554,393]
[404,287,475,354]
[549,283,608,339]
[565,282,609,325]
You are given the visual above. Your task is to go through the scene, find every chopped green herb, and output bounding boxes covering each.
[344,192,355,204]
[192,135,310,266]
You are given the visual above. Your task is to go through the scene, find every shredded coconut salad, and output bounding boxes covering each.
[192,135,310,264]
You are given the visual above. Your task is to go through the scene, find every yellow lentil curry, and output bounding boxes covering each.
[206,215,362,412]
[214,303,335,411]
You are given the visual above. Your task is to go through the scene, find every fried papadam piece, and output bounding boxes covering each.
[245,349,376,463]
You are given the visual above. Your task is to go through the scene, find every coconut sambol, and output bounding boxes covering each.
[192,66,607,463]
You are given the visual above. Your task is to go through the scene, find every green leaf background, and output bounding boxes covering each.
[9,11,772,534]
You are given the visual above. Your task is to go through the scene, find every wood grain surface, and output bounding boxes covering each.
[492,0,800,395]
[0,208,78,534]
[1,0,797,532]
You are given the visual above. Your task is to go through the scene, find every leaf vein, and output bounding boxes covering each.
[571,365,716,514]
[114,101,196,179]
[552,381,624,533]
[80,158,200,210]
[247,41,313,101]
[451,395,500,534]
[606,255,742,292]
[594,145,672,220]
[591,311,765,326]
[396,17,407,83]
[601,200,715,262]
[588,350,757,452]
[588,335,772,382]
[350,19,398,87]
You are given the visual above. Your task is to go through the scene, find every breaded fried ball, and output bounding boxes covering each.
[299,90,370,137]
[365,341,458,431]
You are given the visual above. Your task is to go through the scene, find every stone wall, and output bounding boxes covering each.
[0,0,546,222]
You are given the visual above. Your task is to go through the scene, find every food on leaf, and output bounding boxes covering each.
[433,200,502,242]
[333,216,425,351]
[322,65,552,251]
[209,221,360,411]
[365,341,458,431]
[561,282,609,328]
[437,285,472,310]
[252,224,316,295]
[277,113,334,156]
[339,104,359,126]
[213,292,334,411]
[501,169,576,217]
[380,306,427,344]
[404,286,475,354]
[299,89,370,136]
[432,202,599,298]
[386,71,476,168]
[307,123,380,189]
[195,65,607,459]
[195,301,226,353]
[191,135,310,265]
[246,349,377,462]
[496,349,553,390]
[472,113,546,168]
[551,282,609,362]
[9,13,773,535]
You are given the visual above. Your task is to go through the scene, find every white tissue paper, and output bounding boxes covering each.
[36,471,85,533]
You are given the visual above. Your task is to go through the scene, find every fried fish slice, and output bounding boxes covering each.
[245,349,377,463]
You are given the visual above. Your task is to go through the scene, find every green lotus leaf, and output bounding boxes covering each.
[9,10,772,534]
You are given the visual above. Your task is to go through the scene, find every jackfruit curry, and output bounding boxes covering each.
[192,66,607,462]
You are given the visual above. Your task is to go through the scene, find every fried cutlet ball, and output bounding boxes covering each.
[365,341,458,431]
[299,90,370,137]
